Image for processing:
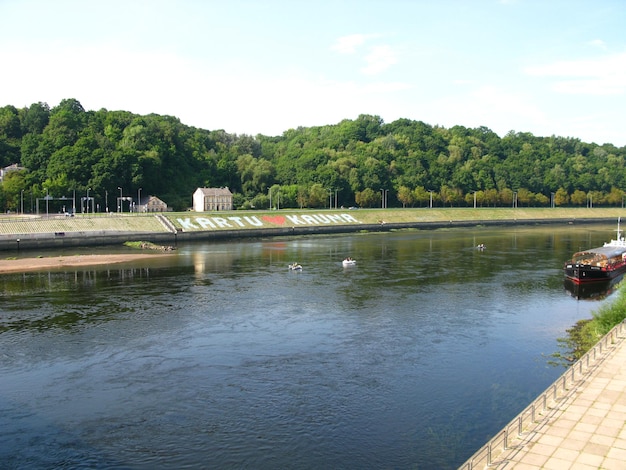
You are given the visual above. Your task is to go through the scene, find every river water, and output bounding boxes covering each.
[0,224,617,469]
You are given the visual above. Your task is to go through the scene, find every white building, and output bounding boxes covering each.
[193,187,233,212]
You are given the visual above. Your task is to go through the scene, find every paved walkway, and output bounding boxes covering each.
[492,326,626,469]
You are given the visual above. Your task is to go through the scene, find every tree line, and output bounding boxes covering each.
[0,98,625,213]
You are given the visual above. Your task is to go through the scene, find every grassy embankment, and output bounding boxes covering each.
[166,206,626,231]
[2,207,625,231]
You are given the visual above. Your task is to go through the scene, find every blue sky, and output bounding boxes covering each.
[1,0,625,146]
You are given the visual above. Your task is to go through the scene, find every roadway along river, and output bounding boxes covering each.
[0,224,616,469]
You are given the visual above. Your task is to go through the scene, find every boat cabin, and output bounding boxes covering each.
[570,246,626,268]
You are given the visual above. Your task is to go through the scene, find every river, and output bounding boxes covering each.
[0,224,617,469]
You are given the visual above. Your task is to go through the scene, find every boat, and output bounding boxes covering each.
[288,263,302,271]
[342,258,356,267]
[564,218,626,284]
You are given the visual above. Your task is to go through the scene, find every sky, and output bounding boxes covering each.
[1,0,625,146]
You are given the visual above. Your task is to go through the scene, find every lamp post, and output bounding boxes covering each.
[86,188,91,214]
[513,191,518,208]
[20,190,24,215]
[138,188,142,213]
[105,190,108,213]
[551,192,555,208]
[45,188,49,217]
[428,190,433,208]
[118,187,122,212]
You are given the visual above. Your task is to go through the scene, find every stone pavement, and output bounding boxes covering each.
[492,325,626,469]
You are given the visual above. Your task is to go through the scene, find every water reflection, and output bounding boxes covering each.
[563,274,625,300]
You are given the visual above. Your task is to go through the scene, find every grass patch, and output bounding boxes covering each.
[124,240,176,251]
[552,282,626,366]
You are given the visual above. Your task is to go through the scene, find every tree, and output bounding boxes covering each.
[414,186,433,207]
[397,185,415,207]
[554,188,569,206]
[606,187,624,207]
[440,185,462,207]
[355,187,378,208]
[535,193,549,206]
[517,188,534,206]
[20,102,50,134]
[571,190,587,206]
[1,170,27,211]
[308,183,327,208]
[499,188,513,207]
[4,97,626,211]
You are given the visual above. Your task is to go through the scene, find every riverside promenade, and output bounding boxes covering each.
[460,320,626,469]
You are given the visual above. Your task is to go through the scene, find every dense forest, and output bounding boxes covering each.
[0,98,625,213]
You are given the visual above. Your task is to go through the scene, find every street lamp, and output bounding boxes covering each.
[138,188,142,213]
[428,190,434,208]
[86,188,91,214]
[118,187,122,212]
[551,192,555,208]
[380,189,389,209]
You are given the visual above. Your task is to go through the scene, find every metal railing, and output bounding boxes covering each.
[458,319,626,469]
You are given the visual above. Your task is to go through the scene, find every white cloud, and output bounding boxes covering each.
[361,45,398,75]
[330,34,370,54]
[524,52,626,95]
[588,39,607,49]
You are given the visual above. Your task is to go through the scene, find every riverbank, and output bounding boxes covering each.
[0,253,173,274]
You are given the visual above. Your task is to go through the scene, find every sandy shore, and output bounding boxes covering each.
[0,253,172,274]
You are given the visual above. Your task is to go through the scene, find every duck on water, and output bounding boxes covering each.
[564,218,626,284]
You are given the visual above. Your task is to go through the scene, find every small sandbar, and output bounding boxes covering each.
[0,253,173,274]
